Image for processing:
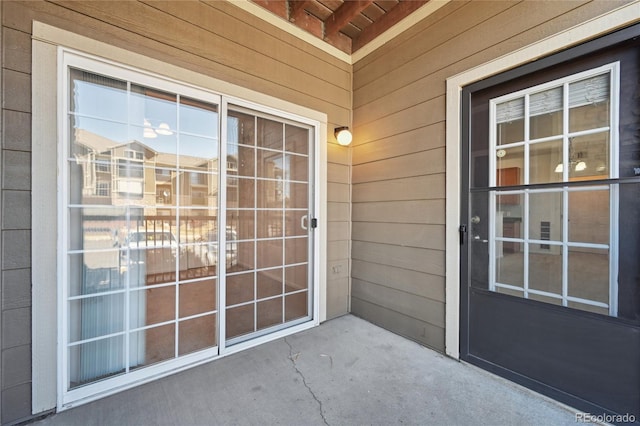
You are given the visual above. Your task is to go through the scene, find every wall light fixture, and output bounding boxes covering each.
[334,126,352,146]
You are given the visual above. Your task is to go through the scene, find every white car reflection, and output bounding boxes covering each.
[126,230,178,250]
[123,230,179,278]
[121,228,237,275]
[205,228,238,268]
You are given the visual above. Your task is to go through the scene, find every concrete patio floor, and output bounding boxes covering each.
[34,315,580,426]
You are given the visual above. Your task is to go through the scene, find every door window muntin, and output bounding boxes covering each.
[487,62,620,316]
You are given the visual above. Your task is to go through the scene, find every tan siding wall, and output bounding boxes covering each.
[1,1,350,422]
[351,0,627,351]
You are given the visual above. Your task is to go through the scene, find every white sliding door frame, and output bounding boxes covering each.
[33,23,327,414]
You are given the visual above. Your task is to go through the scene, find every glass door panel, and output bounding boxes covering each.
[225,108,312,344]
[66,68,220,390]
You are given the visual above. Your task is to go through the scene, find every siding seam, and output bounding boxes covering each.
[350,295,444,332]
[47,1,351,112]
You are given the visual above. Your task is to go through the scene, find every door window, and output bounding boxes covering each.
[487,63,619,316]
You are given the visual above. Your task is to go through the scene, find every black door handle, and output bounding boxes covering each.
[459,224,467,245]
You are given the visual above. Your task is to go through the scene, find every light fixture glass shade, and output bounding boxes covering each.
[556,161,590,173]
[335,127,352,146]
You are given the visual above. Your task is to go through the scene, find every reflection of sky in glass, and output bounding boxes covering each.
[72,75,218,158]
[227,118,240,166]
[72,79,127,122]
[130,87,177,131]
[73,117,129,145]
[272,156,283,175]
[180,134,217,159]
[227,117,239,144]
[181,101,217,136]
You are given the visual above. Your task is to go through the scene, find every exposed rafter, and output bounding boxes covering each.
[353,0,429,51]
[249,0,431,54]
[289,0,312,22]
[324,0,374,38]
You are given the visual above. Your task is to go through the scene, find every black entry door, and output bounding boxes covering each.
[460,24,640,421]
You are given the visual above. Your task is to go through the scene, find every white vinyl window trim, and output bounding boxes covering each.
[487,62,620,316]
[56,48,322,410]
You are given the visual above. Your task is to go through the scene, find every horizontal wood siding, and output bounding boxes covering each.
[351,0,627,351]
[1,1,351,422]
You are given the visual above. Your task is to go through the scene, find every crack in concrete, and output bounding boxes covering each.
[284,337,330,426]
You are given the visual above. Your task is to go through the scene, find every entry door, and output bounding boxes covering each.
[460,29,640,420]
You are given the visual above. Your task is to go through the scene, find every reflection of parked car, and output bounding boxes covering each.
[123,230,179,280]
[126,231,178,249]
[206,228,238,267]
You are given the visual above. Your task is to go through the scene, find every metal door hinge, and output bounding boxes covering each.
[311,218,318,228]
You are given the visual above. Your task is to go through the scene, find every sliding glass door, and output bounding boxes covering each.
[60,53,317,406]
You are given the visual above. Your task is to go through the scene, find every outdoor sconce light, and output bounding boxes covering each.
[334,126,352,146]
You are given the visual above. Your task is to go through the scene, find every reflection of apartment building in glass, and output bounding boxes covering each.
[73,128,219,213]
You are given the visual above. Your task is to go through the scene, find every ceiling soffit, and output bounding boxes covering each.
[250,0,431,54]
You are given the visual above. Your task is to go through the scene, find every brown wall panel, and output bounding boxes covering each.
[352,122,445,165]
[352,278,444,327]
[352,259,445,302]
[352,200,445,224]
[352,174,445,203]
[352,241,445,276]
[352,222,444,251]
[352,148,445,183]
[350,297,445,351]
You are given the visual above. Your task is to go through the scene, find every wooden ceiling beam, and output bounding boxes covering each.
[324,0,374,38]
[289,1,323,38]
[352,0,428,52]
[252,0,288,18]
[289,0,312,21]
[324,28,352,53]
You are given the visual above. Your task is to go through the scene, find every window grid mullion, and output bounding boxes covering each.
[523,190,529,298]
[281,124,286,324]
[253,115,258,334]
[124,81,132,374]
[562,188,569,307]
[174,94,181,359]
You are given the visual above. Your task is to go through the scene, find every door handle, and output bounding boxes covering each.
[473,235,489,243]
[459,224,467,245]
[301,215,308,230]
